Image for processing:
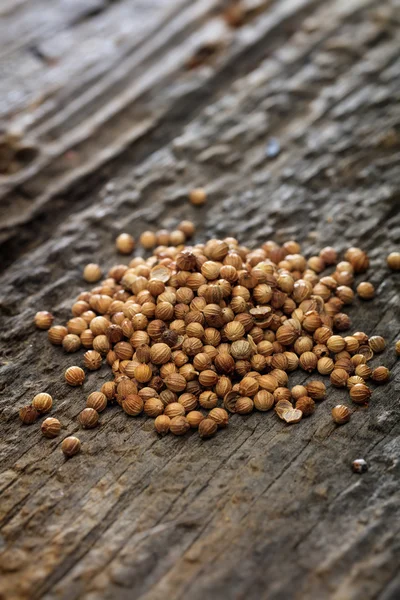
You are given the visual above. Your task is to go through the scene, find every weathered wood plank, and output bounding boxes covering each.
[1,0,400,599]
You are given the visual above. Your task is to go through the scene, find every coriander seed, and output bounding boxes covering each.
[199,418,218,438]
[330,368,349,387]
[83,350,102,371]
[331,405,351,425]
[349,383,371,404]
[295,396,315,416]
[371,366,390,383]
[41,417,61,438]
[170,415,190,435]
[83,263,102,283]
[186,410,205,428]
[79,408,99,429]
[65,366,85,386]
[189,188,207,206]
[48,325,68,345]
[34,311,54,330]
[19,406,39,425]
[357,282,375,300]
[155,415,171,435]
[116,233,135,254]
[32,393,53,413]
[61,436,81,458]
[208,407,229,427]
[387,252,400,271]
[140,231,157,250]
[368,335,386,353]
[86,392,107,412]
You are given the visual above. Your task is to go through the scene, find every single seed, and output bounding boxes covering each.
[349,383,371,404]
[283,408,302,424]
[357,282,375,300]
[291,385,308,401]
[254,390,274,411]
[83,350,102,371]
[41,417,61,438]
[209,407,229,427]
[371,366,390,383]
[34,311,54,330]
[387,252,400,271]
[87,392,107,412]
[122,394,144,416]
[48,326,68,345]
[368,335,386,353]
[116,233,135,254]
[83,263,102,283]
[186,411,205,428]
[306,381,326,401]
[155,415,171,435]
[140,231,157,250]
[144,397,164,417]
[79,408,99,429]
[332,405,351,425]
[189,188,207,206]
[61,436,81,458]
[170,415,190,435]
[65,366,85,386]
[19,406,39,425]
[32,393,53,413]
[330,368,349,388]
[199,418,218,438]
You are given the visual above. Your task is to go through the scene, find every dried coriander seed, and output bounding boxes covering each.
[140,231,157,250]
[79,408,99,429]
[19,406,39,424]
[48,325,68,345]
[170,416,190,435]
[34,229,394,450]
[86,392,107,412]
[189,188,207,206]
[186,411,205,428]
[331,405,351,424]
[83,263,102,283]
[116,233,135,254]
[83,350,102,371]
[34,311,54,330]
[41,417,61,438]
[295,396,315,416]
[65,366,85,386]
[371,366,390,383]
[32,393,53,413]
[283,408,302,424]
[349,383,371,404]
[387,252,400,271]
[357,282,375,300]
[208,407,229,427]
[155,415,171,435]
[199,418,218,438]
[62,436,81,458]
[368,336,386,353]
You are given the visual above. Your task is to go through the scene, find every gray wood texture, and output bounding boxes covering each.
[0,0,399,599]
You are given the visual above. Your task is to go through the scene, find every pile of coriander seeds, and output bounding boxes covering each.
[28,222,399,457]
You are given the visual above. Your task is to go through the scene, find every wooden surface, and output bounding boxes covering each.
[1,0,400,598]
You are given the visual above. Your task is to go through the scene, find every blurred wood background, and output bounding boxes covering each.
[0,1,399,599]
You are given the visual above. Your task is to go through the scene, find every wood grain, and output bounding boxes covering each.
[0,0,399,599]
